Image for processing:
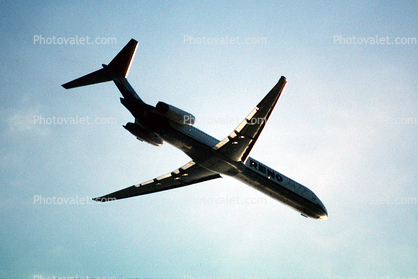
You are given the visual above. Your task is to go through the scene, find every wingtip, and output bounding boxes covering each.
[92,197,108,202]
[92,196,117,202]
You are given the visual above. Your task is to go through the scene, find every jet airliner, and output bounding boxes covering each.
[62,39,328,220]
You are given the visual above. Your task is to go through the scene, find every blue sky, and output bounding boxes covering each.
[1,0,418,278]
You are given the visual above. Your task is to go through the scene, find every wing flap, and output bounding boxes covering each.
[93,161,221,202]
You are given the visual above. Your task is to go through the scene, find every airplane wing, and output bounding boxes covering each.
[93,161,221,202]
[212,76,287,162]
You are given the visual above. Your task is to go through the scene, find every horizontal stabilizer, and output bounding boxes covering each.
[62,68,112,89]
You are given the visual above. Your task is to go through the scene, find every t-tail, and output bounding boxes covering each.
[62,39,164,146]
[62,39,142,102]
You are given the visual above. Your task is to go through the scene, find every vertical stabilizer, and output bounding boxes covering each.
[107,39,138,78]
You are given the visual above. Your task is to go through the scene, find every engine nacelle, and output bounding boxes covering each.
[123,122,163,146]
[156,102,196,126]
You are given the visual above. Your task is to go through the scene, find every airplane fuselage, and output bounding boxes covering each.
[120,88,327,219]
[161,118,326,219]
[63,39,328,220]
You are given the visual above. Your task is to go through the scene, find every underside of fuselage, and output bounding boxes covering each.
[150,119,327,219]
[62,38,328,220]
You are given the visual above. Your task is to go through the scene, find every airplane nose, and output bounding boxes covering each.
[319,207,328,220]
[317,203,328,220]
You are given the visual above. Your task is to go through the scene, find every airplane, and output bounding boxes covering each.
[62,39,328,220]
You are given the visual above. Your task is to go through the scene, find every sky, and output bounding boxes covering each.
[1,0,418,278]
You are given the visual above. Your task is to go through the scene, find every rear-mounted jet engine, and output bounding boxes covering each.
[156,102,196,126]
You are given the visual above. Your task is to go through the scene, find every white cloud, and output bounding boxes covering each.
[3,105,51,137]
